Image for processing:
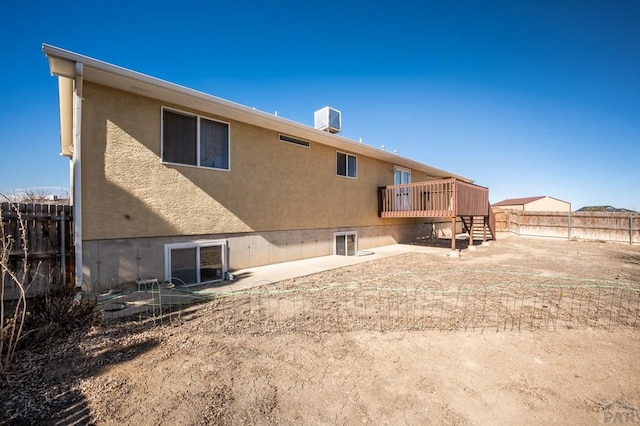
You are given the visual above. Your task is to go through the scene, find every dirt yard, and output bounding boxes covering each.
[2,235,640,425]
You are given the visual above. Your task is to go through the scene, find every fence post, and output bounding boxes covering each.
[60,210,66,287]
[505,210,509,233]
[512,210,515,234]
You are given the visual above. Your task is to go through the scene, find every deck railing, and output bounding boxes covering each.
[378,179,489,218]
[455,180,489,217]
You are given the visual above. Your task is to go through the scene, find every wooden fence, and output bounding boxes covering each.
[494,209,640,244]
[1,202,74,298]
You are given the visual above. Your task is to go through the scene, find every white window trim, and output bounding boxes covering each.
[161,106,231,171]
[394,166,412,211]
[394,166,411,183]
[336,151,358,179]
[164,239,228,286]
[333,231,358,256]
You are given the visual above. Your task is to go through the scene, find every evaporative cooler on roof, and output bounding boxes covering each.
[314,106,341,134]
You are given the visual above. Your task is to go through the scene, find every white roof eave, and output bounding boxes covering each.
[42,43,472,182]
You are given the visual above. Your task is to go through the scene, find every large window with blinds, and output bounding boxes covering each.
[162,107,229,170]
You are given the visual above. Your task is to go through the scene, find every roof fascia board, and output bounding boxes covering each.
[42,44,471,182]
[47,54,76,79]
[58,76,74,157]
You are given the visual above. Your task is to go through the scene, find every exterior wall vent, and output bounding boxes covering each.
[314,106,341,133]
[279,134,310,148]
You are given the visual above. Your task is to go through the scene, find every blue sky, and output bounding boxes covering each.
[1,0,639,210]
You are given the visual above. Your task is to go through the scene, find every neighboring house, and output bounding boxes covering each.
[43,44,493,292]
[493,196,571,212]
[576,206,636,213]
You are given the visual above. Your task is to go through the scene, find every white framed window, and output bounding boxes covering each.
[394,166,412,211]
[162,107,230,170]
[337,151,357,178]
[334,231,357,256]
[394,166,411,185]
[164,240,227,286]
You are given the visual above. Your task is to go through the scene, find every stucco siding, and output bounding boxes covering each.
[44,46,481,292]
[81,82,420,241]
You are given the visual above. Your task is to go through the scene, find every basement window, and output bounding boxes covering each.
[164,240,227,287]
[162,107,230,170]
[334,231,357,256]
[279,134,310,148]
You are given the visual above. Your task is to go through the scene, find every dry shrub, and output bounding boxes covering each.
[1,197,98,368]
[23,284,99,347]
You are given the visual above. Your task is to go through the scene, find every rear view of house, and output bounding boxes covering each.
[43,44,493,292]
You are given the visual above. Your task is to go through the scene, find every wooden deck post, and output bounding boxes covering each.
[469,216,474,247]
[483,216,487,242]
[451,217,456,251]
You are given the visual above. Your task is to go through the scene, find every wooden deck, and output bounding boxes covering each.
[377,179,495,250]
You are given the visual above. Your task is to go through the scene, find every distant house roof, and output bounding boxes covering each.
[493,196,546,207]
[576,206,637,213]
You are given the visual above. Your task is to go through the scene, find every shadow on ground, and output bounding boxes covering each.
[0,316,161,425]
[408,237,476,250]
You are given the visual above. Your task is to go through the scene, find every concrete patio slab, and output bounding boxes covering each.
[213,243,451,293]
[97,242,455,318]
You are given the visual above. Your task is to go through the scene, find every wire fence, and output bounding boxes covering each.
[99,281,640,333]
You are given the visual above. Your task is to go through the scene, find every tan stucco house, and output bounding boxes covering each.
[493,196,571,212]
[43,44,494,291]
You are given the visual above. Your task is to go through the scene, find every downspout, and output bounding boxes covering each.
[72,62,83,288]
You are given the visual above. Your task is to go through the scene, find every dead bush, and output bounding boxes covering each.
[23,284,99,347]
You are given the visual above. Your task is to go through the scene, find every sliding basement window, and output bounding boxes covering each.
[334,231,357,256]
[164,240,227,286]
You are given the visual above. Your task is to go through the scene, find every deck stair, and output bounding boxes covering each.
[460,216,493,242]
[378,179,495,250]
[460,203,496,243]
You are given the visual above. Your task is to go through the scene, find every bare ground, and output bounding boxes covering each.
[2,235,640,425]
